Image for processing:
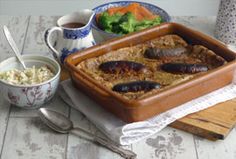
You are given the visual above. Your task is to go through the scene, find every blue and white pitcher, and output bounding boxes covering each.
[44,9,96,64]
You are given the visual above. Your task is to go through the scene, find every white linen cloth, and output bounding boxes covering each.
[59,79,236,145]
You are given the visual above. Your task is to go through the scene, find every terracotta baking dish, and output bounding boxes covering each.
[65,22,236,123]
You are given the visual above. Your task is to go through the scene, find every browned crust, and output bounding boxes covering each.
[76,35,227,100]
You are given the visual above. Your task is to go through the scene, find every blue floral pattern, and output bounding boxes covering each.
[63,25,91,39]
[60,47,85,63]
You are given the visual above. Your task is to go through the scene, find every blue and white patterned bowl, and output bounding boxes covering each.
[92,1,171,42]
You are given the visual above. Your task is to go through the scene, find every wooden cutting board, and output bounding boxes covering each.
[170,99,236,140]
[60,67,236,140]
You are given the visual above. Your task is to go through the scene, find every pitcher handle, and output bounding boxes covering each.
[44,27,63,58]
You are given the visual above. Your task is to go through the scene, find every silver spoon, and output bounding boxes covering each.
[3,25,27,69]
[38,108,137,159]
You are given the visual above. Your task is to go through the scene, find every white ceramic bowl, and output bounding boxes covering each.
[0,55,61,109]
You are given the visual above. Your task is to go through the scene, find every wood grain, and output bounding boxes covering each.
[171,100,236,140]
[23,16,59,55]
[0,16,29,61]
[132,127,197,159]
[1,117,67,159]
[0,15,29,156]
[195,127,236,159]
[0,98,11,156]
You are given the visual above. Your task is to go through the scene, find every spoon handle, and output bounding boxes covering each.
[73,127,136,159]
[3,25,27,69]
[94,136,137,159]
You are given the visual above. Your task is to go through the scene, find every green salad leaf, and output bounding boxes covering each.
[97,11,163,35]
[135,16,162,31]
[98,12,122,33]
[112,12,137,34]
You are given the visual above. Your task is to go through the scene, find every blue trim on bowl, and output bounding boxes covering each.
[92,1,171,37]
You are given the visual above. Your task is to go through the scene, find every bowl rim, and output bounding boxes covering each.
[0,55,61,88]
[91,0,171,36]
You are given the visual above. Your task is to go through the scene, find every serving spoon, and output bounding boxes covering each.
[38,108,137,159]
[3,25,27,69]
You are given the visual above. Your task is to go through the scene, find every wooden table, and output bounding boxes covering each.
[0,15,236,159]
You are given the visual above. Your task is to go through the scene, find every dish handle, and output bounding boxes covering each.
[44,27,63,59]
